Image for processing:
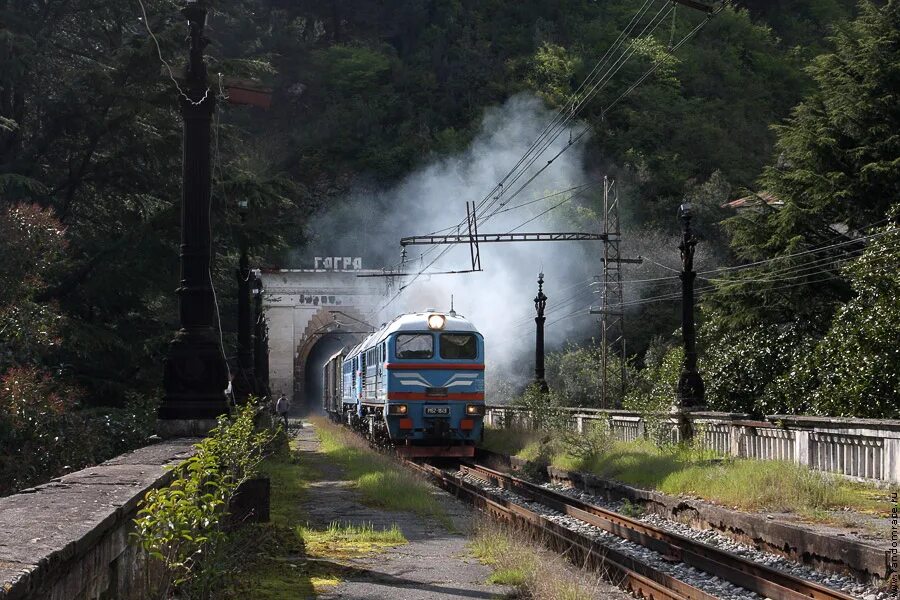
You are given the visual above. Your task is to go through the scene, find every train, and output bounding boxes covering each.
[323,309,485,457]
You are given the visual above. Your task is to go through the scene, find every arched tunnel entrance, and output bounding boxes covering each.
[301,333,349,416]
[260,271,386,413]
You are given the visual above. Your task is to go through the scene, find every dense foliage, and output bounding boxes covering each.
[0,0,896,492]
[700,0,900,416]
[763,217,900,417]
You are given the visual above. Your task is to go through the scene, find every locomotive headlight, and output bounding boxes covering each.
[427,314,446,330]
[387,404,408,415]
[466,404,485,416]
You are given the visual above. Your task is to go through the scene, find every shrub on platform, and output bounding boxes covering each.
[132,402,275,599]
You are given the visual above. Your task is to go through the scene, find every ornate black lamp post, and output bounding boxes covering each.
[534,272,549,393]
[676,202,705,410]
[234,199,254,400]
[252,272,270,398]
[158,0,229,433]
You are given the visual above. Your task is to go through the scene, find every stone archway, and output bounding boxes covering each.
[294,307,367,410]
[260,268,390,404]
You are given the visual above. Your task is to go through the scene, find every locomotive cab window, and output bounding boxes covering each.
[396,334,433,359]
[440,333,477,359]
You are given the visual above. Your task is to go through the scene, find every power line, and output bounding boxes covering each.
[698,229,893,276]
[477,1,676,224]
[370,1,726,318]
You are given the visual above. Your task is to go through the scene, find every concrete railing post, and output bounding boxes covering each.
[794,429,811,467]
[884,437,900,485]
[729,423,741,458]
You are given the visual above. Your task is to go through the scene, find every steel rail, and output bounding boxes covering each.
[460,462,856,600]
[400,458,717,600]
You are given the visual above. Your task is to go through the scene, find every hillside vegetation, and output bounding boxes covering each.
[1,0,897,494]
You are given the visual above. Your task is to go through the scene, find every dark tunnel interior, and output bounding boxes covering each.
[302,333,349,415]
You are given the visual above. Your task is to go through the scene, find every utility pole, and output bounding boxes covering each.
[601,177,624,407]
[676,202,705,415]
[158,0,229,434]
[591,177,641,408]
[235,199,254,400]
[533,272,549,393]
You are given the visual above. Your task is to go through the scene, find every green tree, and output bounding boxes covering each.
[701,316,814,415]
[708,0,900,327]
[546,343,631,408]
[765,217,900,417]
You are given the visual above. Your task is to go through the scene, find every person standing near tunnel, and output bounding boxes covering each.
[276,392,290,429]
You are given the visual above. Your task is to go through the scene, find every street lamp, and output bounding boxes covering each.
[235,199,254,401]
[252,272,270,398]
[159,0,229,434]
[533,272,549,393]
[676,202,705,410]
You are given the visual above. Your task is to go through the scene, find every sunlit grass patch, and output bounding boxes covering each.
[309,417,449,525]
[470,520,601,600]
[535,437,889,515]
[300,521,407,559]
[487,566,529,586]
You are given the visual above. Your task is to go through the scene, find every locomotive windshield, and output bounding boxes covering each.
[440,333,477,359]
[396,333,433,359]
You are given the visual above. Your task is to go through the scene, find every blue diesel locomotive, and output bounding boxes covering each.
[322,310,485,457]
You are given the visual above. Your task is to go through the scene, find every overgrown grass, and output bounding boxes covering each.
[488,433,889,516]
[226,440,316,598]
[310,417,449,525]
[260,443,317,526]
[570,440,885,515]
[228,439,409,598]
[479,426,543,457]
[300,521,407,559]
[469,520,603,599]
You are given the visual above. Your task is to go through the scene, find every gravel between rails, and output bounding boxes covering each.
[459,472,761,600]
[541,483,890,600]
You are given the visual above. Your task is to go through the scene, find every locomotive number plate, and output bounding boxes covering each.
[424,406,450,416]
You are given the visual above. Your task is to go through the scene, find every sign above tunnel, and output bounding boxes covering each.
[314,256,362,271]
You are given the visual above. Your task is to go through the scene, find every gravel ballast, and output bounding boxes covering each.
[541,482,891,600]
[459,472,760,600]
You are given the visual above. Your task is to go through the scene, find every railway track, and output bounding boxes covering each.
[399,456,858,600]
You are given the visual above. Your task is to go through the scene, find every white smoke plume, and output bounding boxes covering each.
[301,94,707,389]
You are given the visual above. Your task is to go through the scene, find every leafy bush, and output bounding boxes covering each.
[133,402,275,599]
[545,343,632,408]
[0,367,156,496]
[513,383,570,431]
[562,419,614,460]
[625,342,682,445]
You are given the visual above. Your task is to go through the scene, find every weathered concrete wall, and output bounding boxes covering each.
[0,440,196,600]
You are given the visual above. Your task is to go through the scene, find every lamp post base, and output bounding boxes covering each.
[159,331,230,424]
[156,418,220,439]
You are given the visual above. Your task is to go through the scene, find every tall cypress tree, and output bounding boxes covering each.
[707,0,900,327]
